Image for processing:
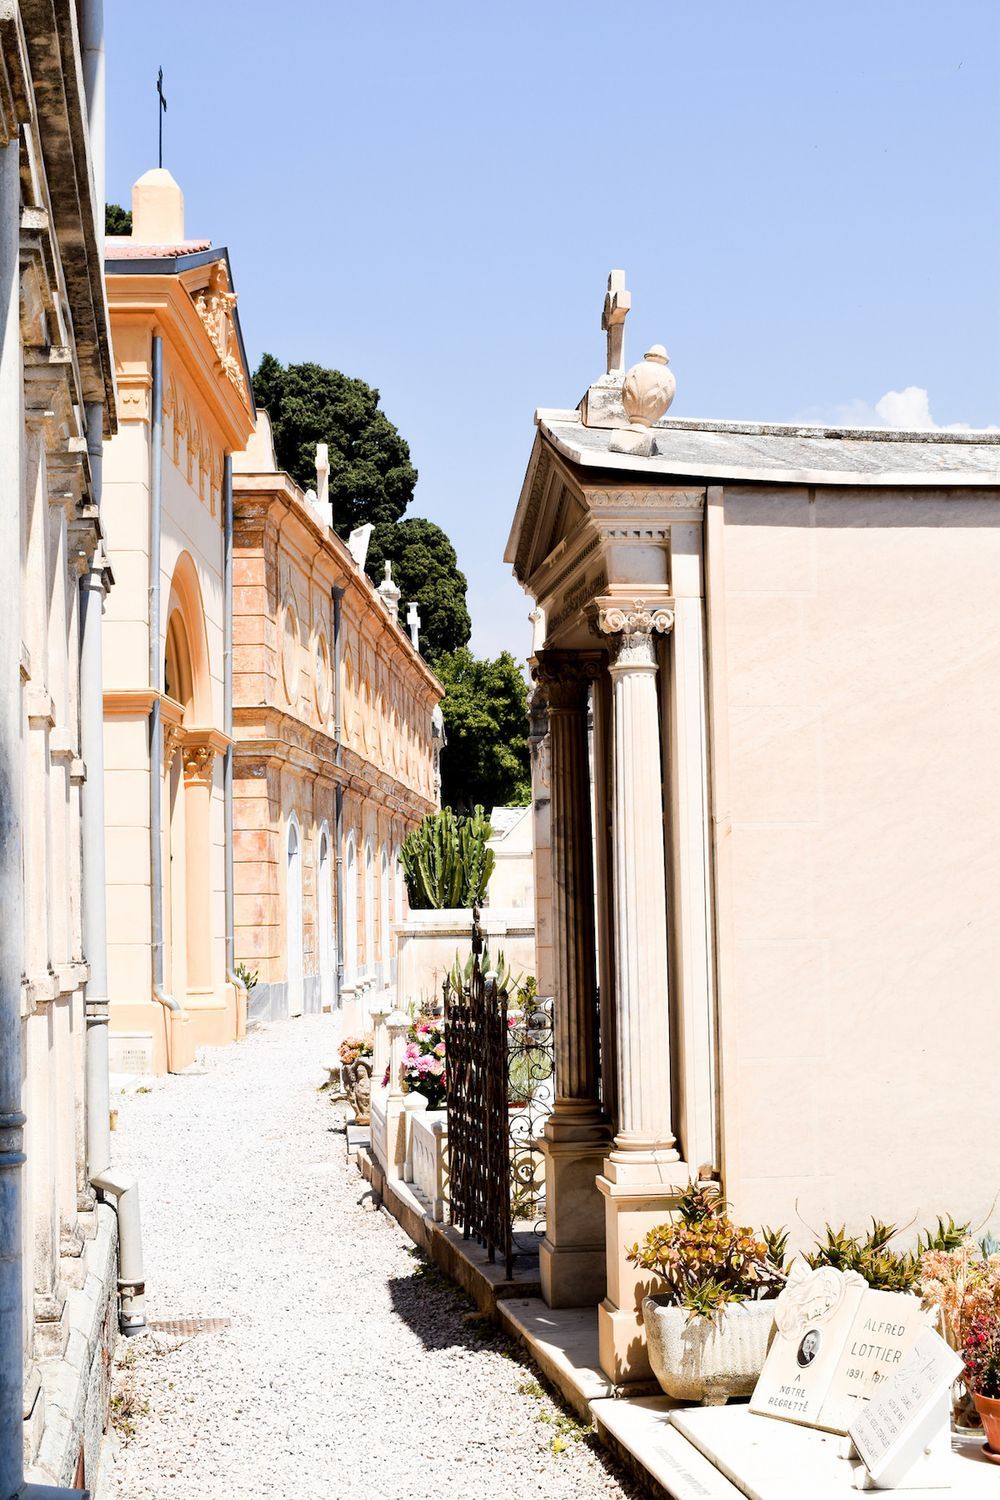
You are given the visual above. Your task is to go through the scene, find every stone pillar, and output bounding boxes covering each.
[594,601,690,1383]
[182,738,217,1001]
[666,524,719,1178]
[532,652,609,1308]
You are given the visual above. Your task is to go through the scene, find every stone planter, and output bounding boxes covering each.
[642,1296,775,1405]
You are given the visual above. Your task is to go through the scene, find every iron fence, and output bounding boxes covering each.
[444,910,553,1279]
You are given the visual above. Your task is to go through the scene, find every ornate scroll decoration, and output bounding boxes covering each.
[531,651,602,714]
[596,598,674,667]
[192,261,248,405]
[163,721,185,773]
[182,742,216,785]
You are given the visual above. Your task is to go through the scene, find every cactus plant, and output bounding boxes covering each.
[401,806,495,909]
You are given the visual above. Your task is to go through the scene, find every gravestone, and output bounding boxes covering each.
[751,1264,932,1435]
[848,1327,962,1489]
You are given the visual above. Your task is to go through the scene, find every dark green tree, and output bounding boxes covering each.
[433,648,531,813]
[105,203,132,235]
[252,354,418,534]
[366,518,471,663]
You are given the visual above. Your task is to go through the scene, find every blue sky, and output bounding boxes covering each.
[106,2,1000,660]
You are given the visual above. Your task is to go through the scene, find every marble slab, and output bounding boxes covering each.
[672,1405,1000,1499]
[591,1397,744,1499]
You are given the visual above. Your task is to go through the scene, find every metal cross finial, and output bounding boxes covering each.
[157,67,167,169]
[602,269,631,375]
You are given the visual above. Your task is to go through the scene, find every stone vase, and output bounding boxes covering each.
[642,1296,775,1405]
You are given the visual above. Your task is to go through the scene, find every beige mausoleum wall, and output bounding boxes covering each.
[712,483,1000,1240]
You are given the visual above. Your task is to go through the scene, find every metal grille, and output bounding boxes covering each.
[445,911,554,1280]
[148,1317,231,1336]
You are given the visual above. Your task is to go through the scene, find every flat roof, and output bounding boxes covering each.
[537,409,1000,488]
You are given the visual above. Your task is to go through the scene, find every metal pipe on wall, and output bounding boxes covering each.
[223,454,246,1015]
[148,335,180,1066]
[0,132,27,1500]
[81,405,146,1335]
[331,586,345,1004]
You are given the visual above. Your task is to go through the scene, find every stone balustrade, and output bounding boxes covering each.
[407,1108,449,1223]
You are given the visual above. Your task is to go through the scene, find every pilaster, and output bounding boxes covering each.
[530,651,610,1307]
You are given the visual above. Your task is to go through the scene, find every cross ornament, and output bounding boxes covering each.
[602,269,631,375]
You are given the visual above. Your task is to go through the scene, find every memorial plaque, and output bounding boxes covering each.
[848,1327,962,1489]
[750,1264,868,1427]
[820,1288,931,1434]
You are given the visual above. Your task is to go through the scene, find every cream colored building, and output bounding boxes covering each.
[102,170,255,1076]
[508,276,1000,1385]
[0,4,137,1493]
[231,421,443,1029]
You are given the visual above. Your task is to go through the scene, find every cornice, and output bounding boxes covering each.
[106,276,253,452]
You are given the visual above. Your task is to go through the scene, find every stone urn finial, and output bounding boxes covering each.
[622,345,676,428]
[377,560,401,623]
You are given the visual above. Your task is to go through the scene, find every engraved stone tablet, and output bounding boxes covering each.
[750,1263,868,1427]
[820,1288,931,1434]
[849,1327,962,1489]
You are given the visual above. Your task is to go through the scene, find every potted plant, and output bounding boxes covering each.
[628,1182,786,1404]
[334,1035,374,1125]
[919,1234,1000,1428]
[385,1016,446,1110]
[962,1314,1000,1450]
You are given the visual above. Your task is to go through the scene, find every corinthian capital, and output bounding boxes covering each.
[531,651,602,713]
[597,598,674,669]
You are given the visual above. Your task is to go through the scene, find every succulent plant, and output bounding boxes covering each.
[400,806,495,909]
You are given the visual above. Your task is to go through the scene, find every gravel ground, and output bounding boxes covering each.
[103,1016,643,1500]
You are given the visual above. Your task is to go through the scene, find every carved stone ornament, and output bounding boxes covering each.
[163,722,185,772]
[192,261,248,405]
[531,652,602,713]
[182,743,216,784]
[622,345,676,428]
[597,599,674,668]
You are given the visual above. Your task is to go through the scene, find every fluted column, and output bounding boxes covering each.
[532,652,603,1129]
[595,600,689,1386]
[530,651,609,1307]
[601,605,678,1161]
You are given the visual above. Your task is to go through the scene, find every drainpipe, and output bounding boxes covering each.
[0,133,26,1500]
[81,406,146,1337]
[148,335,180,1066]
[80,0,105,212]
[222,455,246,1014]
[331,585,345,1003]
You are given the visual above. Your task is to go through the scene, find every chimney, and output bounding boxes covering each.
[131,167,185,243]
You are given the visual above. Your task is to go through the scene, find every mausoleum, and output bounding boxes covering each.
[507,272,1000,1384]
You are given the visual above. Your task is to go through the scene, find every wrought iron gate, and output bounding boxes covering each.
[445,911,553,1279]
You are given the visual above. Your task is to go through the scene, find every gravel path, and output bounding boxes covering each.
[103,1016,642,1500]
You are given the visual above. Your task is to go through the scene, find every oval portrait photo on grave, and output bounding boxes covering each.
[797,1329,821,1367]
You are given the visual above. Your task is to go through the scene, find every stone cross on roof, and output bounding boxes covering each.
[602,269,631,375]
[406,601,420,651]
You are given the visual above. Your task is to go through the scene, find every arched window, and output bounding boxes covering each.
[345,831,358,982]
[380,845,390,975]
[364,837,375,973]
[286,814,303,1017]
[317,822,334,1011]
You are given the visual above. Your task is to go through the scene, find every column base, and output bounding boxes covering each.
[537,1124,610,1307]
[596,1158,690,1384]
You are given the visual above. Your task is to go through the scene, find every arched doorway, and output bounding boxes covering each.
[344,831,358,983]
[364,838,375,976]
[317,823,334,1011]
[162,554,215,1013]
[286,814,303,1018]
[380,845,390,982]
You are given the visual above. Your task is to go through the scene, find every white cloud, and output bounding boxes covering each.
[794,386,996,433]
